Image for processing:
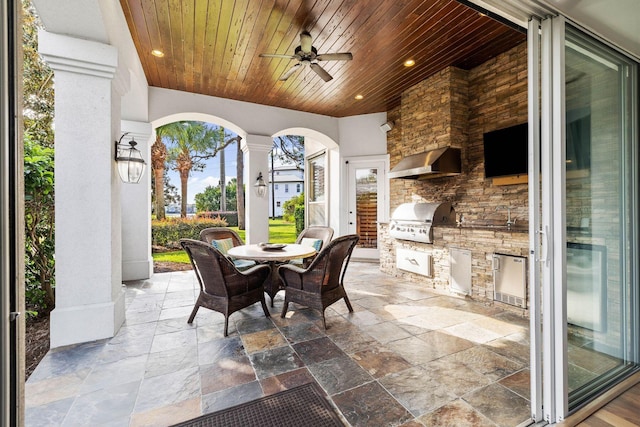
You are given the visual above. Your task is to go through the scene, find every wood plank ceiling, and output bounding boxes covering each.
[119,0,526,118]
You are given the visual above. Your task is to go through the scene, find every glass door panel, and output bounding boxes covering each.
[565,25,639,409]
[307,153,326,226]
[347,157,388,260]
[354,168,378,249]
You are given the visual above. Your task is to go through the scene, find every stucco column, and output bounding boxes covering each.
[242,135,272,243]
[39,30,125,348]
[121,120,153,280]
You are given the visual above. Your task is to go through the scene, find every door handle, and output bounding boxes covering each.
[540,225,550,266]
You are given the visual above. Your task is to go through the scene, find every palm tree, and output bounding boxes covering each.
[233,136,245,229]
[167,122,225,217]
[152,122,186,219]
[219,127,226,212]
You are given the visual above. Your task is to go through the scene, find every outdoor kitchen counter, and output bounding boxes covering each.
[378,221,530,309]
[378,221,528,233]
[437,224,529,233]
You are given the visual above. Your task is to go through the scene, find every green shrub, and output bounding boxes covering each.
[196,211,238,226]
[294,205,305,235]
[282,193,304,222]
[24,135,55,316]
[152,216,228,249]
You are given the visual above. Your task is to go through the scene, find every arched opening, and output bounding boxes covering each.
[138,115,341,272]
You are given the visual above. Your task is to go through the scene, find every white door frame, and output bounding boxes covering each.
[343,154,389,260]
[530,15,570,423]
[527,16,543,424]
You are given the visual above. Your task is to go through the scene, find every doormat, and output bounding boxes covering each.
[170,382,345,427]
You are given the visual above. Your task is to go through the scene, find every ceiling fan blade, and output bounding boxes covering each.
[259,53,297,59]
[309,63,333,82]
[316,52,353,61]
[279,63,302,81]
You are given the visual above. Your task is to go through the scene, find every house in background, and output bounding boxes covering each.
[268,165,303,218]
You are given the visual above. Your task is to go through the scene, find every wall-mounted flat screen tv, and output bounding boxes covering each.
[483,123,528,178]
[483,114,590,179]
[566,108,591,171]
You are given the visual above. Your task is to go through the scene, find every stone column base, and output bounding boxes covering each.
[122,258,153,281]
[49,290,125,348]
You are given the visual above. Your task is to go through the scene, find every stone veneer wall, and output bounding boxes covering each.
[381,42,529,312]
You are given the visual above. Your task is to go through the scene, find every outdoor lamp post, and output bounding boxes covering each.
[115,133,146,184]
[254,172,267,197]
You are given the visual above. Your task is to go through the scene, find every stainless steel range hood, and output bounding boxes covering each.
[389,147,461,179]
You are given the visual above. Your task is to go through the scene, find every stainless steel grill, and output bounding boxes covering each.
[389,202,456,243]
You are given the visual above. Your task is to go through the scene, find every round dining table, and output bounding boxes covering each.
[227,243,317,306]
[227,243,316,262]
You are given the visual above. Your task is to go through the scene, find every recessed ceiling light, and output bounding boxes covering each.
[354,94,364,100]
[151,49,164,57]
[404,59,416,67]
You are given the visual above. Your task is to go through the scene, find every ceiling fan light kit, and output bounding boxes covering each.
[260,31,353,82]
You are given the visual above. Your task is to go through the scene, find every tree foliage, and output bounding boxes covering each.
[23,0,56,316]
[152,122,185,220]
[165,122,234,217]
[282,192,304,223]
[273,135,304,169]
[235,137,245,229]
[24,135,56,314]
[22,0,54,147]
[151,168,180,216]
[194,178,238,212]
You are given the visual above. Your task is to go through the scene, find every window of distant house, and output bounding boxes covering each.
[275,184,279,190]
[285,184,289,193]
[297,183,301,193]
[276,201,281,207]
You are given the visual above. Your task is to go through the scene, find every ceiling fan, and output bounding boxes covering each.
[259,31,353,82]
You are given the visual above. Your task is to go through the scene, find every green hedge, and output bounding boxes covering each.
[152,217,228,249]
[294,205,305,235]
[196,211,238,226]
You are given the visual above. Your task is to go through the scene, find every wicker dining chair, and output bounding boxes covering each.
[199,227,256,270]
[200,227,244,246]
[278,234,359,329]
[291,226,334,267]
[180,238,271,336]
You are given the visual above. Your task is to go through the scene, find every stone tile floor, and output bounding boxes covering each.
[26,262,532,426]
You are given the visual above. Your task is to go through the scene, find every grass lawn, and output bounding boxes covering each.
[153,218,297,264]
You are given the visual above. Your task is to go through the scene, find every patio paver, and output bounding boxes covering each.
[26,262,532,426]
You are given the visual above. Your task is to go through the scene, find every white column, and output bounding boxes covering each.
[39,30,125,348]
[120,120,153,280]
[242,135,272,243]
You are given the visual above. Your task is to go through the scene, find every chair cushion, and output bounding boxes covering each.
[233,259,256,270]
[211,238,234,255]
[291,238,322,266]
[300,238,323,251]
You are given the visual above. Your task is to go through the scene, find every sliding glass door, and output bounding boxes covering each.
[531,16,639,422]
[564,24,639,410]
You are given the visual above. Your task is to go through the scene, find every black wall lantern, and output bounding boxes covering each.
[115,133,146,184]
[254,172,267,197]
